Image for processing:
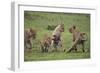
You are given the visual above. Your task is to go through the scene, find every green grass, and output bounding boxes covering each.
[24,11,90,61]
[24,51,90,61]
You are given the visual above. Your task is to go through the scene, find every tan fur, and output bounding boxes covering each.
[68,25,87,52]
[24,28,37,51]
[40,34,52,52]
[51,24,64,51]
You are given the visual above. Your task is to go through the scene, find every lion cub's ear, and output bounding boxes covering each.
[73,25,76,29]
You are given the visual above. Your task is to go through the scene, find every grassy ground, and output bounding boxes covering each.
[24,11,90,61]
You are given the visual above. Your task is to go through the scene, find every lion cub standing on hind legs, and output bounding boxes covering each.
[66,25,87,53]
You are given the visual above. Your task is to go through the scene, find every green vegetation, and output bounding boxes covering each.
[24,11,90,61]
